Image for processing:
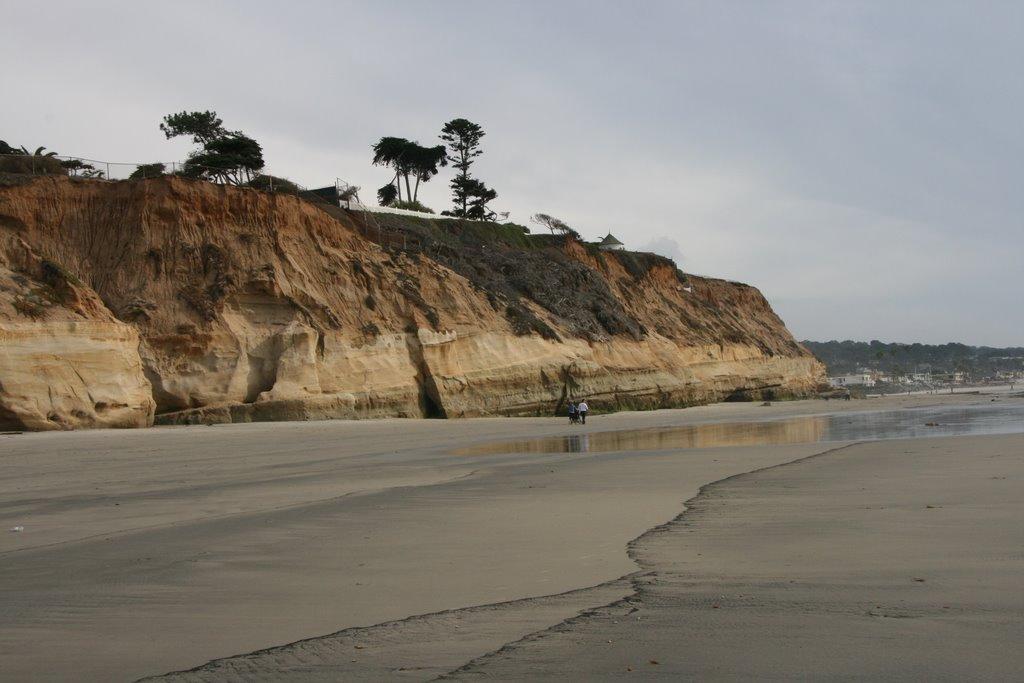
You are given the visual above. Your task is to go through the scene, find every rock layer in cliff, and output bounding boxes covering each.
[0,175,824,429]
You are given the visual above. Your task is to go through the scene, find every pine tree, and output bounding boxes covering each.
[440,118,485,217]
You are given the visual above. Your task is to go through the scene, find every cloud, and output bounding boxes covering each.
[2,1,1021,345]
[637,237,686,266]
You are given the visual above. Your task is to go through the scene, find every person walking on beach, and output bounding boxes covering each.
[577,399,589,424]
[568,401,578,424]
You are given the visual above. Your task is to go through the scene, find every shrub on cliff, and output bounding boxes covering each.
[41,259,82,290]
[129,163,167,180]
[338,185,361,203]
[392,200,435,214]
[0,155,66,175]
[60,159,104,178]
[246,174,300,194]
[12,292,48,318]
[0,142,67,175]
[612,250,675,281]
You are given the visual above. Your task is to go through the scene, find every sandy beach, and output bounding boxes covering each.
[2,391,1022,681]
[444,432,1024,680]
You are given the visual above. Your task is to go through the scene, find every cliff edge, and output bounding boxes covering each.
[0,175,824,430]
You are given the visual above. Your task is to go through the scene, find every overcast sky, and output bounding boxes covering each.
[3,1,1022,345]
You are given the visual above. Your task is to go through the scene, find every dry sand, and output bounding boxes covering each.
[1,391,1020,680]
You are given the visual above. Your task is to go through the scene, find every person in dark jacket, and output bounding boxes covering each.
[568,401,579,424]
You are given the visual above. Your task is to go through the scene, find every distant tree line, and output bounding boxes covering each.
[803,339,1024,379]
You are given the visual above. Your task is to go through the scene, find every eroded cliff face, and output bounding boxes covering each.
[0,175,824,429]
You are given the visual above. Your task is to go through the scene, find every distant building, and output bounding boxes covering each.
[828,374,876,388]
[598,233,625,251]
[930,372,973,385]
[307,180,359,208]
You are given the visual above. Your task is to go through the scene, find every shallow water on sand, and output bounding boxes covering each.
[457,402,1024,455]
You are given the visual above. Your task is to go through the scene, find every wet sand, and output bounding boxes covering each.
[447,433,1024,680]
[1,391,1021,680]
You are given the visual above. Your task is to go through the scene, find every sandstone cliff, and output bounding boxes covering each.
[0,175,824,430]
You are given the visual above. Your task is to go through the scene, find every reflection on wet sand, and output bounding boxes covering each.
[458,417,829,455]
[457,403,1024,456]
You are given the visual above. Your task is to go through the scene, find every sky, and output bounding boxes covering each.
[3,1,1022,346]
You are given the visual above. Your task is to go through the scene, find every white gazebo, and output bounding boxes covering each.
[598,233,625,251]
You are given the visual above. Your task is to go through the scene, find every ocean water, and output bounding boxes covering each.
[457,402,1024,455]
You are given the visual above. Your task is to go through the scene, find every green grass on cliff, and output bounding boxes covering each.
[365,212,546,251]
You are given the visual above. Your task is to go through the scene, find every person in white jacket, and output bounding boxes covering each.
[577,400,589,424]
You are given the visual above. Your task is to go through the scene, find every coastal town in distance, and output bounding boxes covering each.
[805,340,1024,393]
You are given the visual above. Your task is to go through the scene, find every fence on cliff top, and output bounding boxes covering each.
[0,153,679,273]
[1,152,214,182]
[0,152,507,223]
[0,152,518,257]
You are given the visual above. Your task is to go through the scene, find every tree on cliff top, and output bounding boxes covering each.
[160,110,264,185]
[377,182,399,206]
[160,111,226,145]
[409,143,447,201]
[531,213,578,238]
[440,118,493,217]
[0,143,57,157]
[372,136,413,202]
[372,137,446,204]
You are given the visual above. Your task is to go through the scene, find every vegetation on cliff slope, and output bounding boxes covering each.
[334,206,668,342]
